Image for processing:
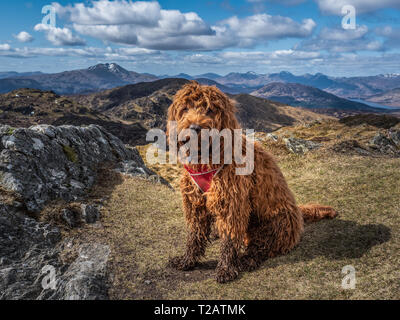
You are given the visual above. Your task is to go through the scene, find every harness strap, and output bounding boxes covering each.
[184,165,224,193]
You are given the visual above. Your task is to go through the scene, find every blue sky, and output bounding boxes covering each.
[0,0,399,76]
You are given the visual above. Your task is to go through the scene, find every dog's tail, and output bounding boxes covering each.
[298,203,338,223]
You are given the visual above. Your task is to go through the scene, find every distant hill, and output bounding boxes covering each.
[75,78,330,133]
[190,71,400,101]
[251,82,383,112]
[367,88,400,108]
[75,78,189,130]
[0,78,44,93]
[230,93,333,132]
[0,63,158,95]
[0,71,43,79]
[196,73,222,80]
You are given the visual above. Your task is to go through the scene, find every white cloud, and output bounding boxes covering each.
[0,43,11,51]
[52,0,316,50]
[319,25,368,41]
[296,25,384,53]
[34,24,86,46]
[221,14,316,40]
[14,31,34,43]
[247,0,305,4]
[0,44,165,61]
[53,0,161,26]
[314,0,400,15]
[73,24,138,45]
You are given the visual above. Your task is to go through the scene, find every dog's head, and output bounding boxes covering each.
[167,81,240,138]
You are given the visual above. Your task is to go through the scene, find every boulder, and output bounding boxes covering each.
[284,137,322,155]
[80,204,100,224]
[43,243,110,300]
[332,140,370,156]
[369,132,399,156]
[0,124,160,213]
[389,129,400,147]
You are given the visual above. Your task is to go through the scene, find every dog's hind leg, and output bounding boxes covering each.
[240,210,303,271]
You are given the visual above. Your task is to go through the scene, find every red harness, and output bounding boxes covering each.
[184,165,223,193]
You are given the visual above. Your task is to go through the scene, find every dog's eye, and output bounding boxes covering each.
[206,109,214,116]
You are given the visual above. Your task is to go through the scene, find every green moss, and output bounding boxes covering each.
[6,127,15,136]
[62,145,79,163]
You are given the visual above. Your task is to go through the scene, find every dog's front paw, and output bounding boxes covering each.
[215,266,239,284]
[168,255,196,271]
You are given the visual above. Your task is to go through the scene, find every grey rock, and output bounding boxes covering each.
[49,243,110,300]
[0,124,163,213]
[303,120,322,128]
[266,133,278,142]
[61,209,79,229]
[284,137,322,155]
[332,140,371,156]
[115,159,171,188]
[0,268,17,286]
[0,203,62,300]
[389,129,400,147]
[369,132,399,156]
[81,204,100,224]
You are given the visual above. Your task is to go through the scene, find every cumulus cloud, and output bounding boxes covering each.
[14,31,34,43]
[247,0,305,5]
[221,14,316,40]
[34,24,86,46]
[314,0,400,15]
[296,25,384,53]
[53,0,161,26]
[51,0,316,50]
[0,44,166,62]
[319,25,368,41]
[0,43,11,51]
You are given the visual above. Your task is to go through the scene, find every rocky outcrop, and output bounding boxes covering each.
[43,243,111,300]
[369,130,400,156]
[284,137,322,155]
[0,203,62,300]
[0,124,165,213]
[332,140,371,156]
[0,124,167,300]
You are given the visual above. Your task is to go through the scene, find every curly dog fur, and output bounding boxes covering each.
[167,81,337,283]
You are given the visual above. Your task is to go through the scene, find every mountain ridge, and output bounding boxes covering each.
[2,63,400,105]
[0,63,158,95]
[251,82,385,113]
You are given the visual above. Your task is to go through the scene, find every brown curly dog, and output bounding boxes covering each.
[167,81,337,283]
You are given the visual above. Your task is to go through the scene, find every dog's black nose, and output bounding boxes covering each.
[189,124,202,133]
